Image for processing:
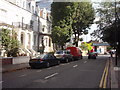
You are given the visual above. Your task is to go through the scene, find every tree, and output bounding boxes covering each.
[51,26,70,49]
[51,2,73,49]
[71,2,95,46]
[1,28,20,57]
[91,2,120,40]
[91,2,120,55]
[102,19,120,55]
[51,2,95,48]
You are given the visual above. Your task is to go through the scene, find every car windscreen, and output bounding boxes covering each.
[34,54,48,59]
[55,51,63,54]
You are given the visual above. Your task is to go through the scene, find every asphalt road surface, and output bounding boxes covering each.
[2,55,109,88]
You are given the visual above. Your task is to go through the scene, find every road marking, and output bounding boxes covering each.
[103,61,109,88]
[84,61,87,63]
[99,61,107,88]
[44,73,58,79]
[73,65,78,68]
[19,74,27,77]
[0,81,3,84]
[99,60,109,88]
[36,70,42,72]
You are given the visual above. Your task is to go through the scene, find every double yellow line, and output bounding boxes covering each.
[99,60,109,88]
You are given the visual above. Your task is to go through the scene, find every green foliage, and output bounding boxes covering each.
[51,2,95,47]
[107,46,113,51]
[1,28,20,57]
[102,19,120,54]
[51,2,73,48]
[80,42,88,51]
[91,2,120,40]
[71,2,95,46]
[91,2,120,55]
[51,26,70,46]
[80,42,93,51]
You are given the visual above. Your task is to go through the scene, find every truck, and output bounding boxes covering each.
[66,47,83,60]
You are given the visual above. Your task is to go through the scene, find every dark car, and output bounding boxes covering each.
[88,52,97,59]
[29,53,60,68]
[54,50,73,63]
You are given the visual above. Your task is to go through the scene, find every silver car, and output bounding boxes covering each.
[54,50,73,63]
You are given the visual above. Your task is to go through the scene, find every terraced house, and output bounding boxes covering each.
[0,0,53,57]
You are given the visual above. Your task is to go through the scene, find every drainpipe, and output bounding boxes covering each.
[37,17,40,52]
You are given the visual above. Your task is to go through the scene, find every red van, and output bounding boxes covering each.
[66,47,83,60]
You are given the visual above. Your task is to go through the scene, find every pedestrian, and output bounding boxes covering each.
[109,50,113,57]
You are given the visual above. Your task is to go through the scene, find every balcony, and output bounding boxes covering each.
[12,22,33,31]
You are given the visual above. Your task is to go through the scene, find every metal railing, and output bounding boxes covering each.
[12,22,33,31]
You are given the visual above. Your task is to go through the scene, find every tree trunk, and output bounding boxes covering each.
[75,42,78,47]
[61,45,64,50]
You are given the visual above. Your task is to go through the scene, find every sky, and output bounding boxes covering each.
[35,0,100,42]
[81,3,99,42]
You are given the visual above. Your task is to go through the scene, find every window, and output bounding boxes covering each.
[41,37,44,45]
[28,34,30,45]
[23,1,25,8]
[21,34,24,45]
[34,35,36,45]
[46,38,47,46]
[42,27,44,32]
[30,20,34,29]
[42,25,45,32]
[49,38,51,47]
[32,6,34,13]
[28,2,31,11]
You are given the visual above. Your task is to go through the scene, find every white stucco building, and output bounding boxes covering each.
[0,0,53,57]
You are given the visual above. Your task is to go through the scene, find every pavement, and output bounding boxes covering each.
[1,55,120,88]
[110,56,120,89]
[1,63,30,73]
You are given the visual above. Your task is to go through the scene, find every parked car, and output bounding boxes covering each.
[93,52,98,56]
[66,47,83,60]
[54,50,73,63]
[29,53,60,68]
[88,52,97,59]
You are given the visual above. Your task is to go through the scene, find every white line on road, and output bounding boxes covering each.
[84,61,87,63]
[73,65,78,68]
[0,81,3,84]
[19,74,27,77]
[36,70,42,72]
[44,73,58,79]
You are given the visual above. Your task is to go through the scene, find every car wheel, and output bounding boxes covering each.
[94,56,96,59]
[46,62,50,68]
[81,56,83,59]
[71,58,74,61]
[66,58,69,63]
[88,56,90,59]
[31,66,35,69]
[57,61,60,65]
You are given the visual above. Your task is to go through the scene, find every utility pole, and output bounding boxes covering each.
[115,0,117,66]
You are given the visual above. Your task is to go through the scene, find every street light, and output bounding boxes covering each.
[114,0,118,66]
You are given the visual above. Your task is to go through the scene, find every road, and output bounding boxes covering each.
[2,55,109,88]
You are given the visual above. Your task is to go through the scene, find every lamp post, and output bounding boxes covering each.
[115,0,117,66]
